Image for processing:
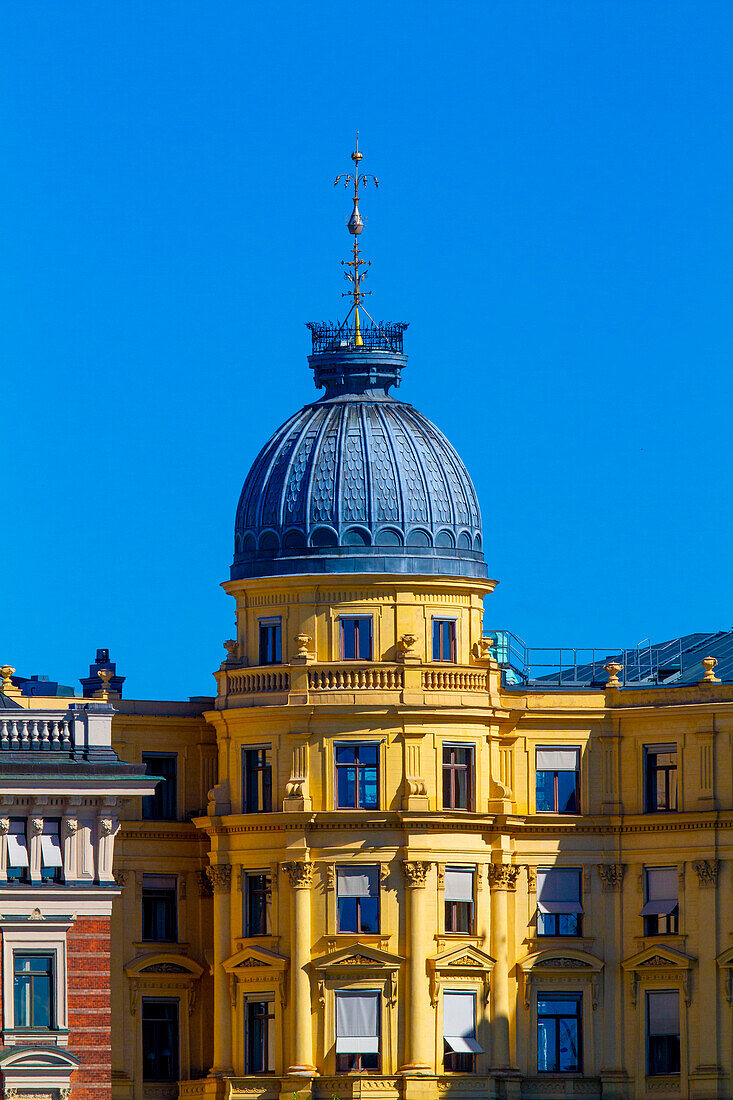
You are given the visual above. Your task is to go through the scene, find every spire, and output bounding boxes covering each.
[334,132,379,346]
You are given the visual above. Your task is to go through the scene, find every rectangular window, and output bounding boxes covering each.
[443,745,474,810]
[335,743,379,809]
[242,747,273,813]
[443,991,482,1072]
[536,748,580,814]
[14,954,53,1029]
[244,999,275,1073]
[645,746,678,812]
[40,820,63,882]
[445,867,474,934]
[337,865,380,933]
[7,819,29,881]
[335,990,380,1072]
[258,617,282,665]
[339,616,373,661]
[647,991,680,1075]
[142,754,178,820]
[537,869,583,937]
[641,868,679,936]
[537,993,582,1073]
[142,875,178,942]
[244,873,272,937]
[433,619,457,662]
[142,999,179,1082]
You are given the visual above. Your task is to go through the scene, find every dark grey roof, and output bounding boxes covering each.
[0,692,22,709]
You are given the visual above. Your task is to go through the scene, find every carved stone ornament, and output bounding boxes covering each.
[526,865,538,891]
[198,869,214,898]
[64,818,78,835]
[29,907,44,920]
[206,864,232,893]
[113,870,127,887]
[100,817,114,835]
[0,817,9,835]
[597,863,625,890]
[700,656,720,683]
[0,665,16,691]
[473,636,494,661]
[604,662,623,688]
[534,957,592,968]
[223,638,238,661]
[294,633,312,658]
[31,816,44,835]
[397,633,419,658]
[692,859,720,887]
[282,860,314,888]
[402,860,430,888]
[488,863,520,891]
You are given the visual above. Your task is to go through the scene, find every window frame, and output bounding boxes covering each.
[644,746,678,813]
[646,990,681,1076]
[334,989,381,1073]
[642,867,679,937]
[536,868,583,938]
[39,819,63,883]
[1,920,70,1036]
[444,866,475,935]
[142,997,180,1083]
[142,753,178,821]
[244,872,272,937]
[442,743,474,811]
[339,615,373,661]
[6,818,30,882]
[443,989,481,1073]
[432,618,457,663]
[241,746,273,814]
[537,991,583,1073]
[334,742,380,810]
[13,952,54,1030]
[336,864,380,934]
[142,874,178,943]
[258,617,282,666]
[535,747,581,814]
[244,997,276,1074]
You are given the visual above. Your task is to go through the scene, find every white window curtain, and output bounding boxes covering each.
[335,991,380,1052]
[445,868,474,902]
[443,991,483,1053]
[641,868,678,915]
[40,822,63,868]
[537,869,583,913]
[647,991,680,1036]
[536,748,580,771]
[337,866,379,898]
[7,821,29,867]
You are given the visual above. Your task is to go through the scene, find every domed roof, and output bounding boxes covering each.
[231,336,486,581]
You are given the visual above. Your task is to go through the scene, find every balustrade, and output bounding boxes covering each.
[227,669,290,694]
[0,713,73,751]
[422,667,488,692]
[308,665,404,691]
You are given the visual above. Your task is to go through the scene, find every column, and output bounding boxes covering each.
[693,859,722,1090]
[208,863,234,1076]
[401,860,432,1074]
[597,863,626,1098]
[284,860,316,1075]
[488,862,519,1070]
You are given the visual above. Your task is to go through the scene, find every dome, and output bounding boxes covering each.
[231,333,486,581]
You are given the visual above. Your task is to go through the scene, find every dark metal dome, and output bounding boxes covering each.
[231,331,486,581]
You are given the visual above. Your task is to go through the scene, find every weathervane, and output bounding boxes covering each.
[334,132,379,346]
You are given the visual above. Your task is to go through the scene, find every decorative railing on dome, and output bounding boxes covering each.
[226,669,290,695]
[308,665,404,691]
[422,667,489,692]
[306,321,408,354]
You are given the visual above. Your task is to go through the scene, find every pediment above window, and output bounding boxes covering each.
[430,943,496,972]
[518,948,603,974]
[311,942,404,973]
[223,945,289,975]
[622,944,696,972]
[0,1045,80,1095]
[125,951,204,980]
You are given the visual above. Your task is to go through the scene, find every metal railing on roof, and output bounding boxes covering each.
[306,321,408,354]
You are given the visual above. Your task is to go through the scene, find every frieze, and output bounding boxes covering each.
[534,957,591,968]
[140,962,190,973]
[338,953,381,965]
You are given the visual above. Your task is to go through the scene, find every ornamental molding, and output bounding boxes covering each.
[311,942,404,974]
[281,860,314,888]
[402,860,431,888]
[197,869,213,898]
[525,865,537,891]
[206,864,232,893]
[597,863,625,890]
[223,945,289,976]
[692,858,720,886]
[488,863,520,891]
[518,948,603,1011]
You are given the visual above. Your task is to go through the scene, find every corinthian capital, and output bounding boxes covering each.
[206,864,232,893]
[402,860,430,888]
[488,863,520,891]
[692,859,720,887]
[597,863,625,890]
[282,860,314,888]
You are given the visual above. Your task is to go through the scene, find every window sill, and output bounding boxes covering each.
[634,934,686,949]
[3,1027,70,1047]
[134,941,190,951]
[526,935,594,951]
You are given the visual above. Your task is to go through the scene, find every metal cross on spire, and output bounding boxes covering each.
[334,132,379,346]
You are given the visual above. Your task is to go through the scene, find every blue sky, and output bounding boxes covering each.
[3,1,732,699]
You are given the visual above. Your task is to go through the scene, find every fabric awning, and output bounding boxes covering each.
[443,992,483,1054]
[40,834,63,868]
[335,992,380,1053]
[337,866,379,898]
[648,991,680,1035]
[641,868,677,915]
[536,748,580,771]
[7,827,29,867]
[537,868,583,914]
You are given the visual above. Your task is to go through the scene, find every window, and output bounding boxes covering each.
[142,754,177,820]
[647,991,680,1075]
[335,991,380,1072]
[641,868,679,936]
[245,999,275,1073]
[537,869,583,937]
[337,865,379,933]
[340,616,373,661]
[7,819,29,881]
[142,875,178,942]
[645,747,677,812]
[335,743,379,809]
[242,747,272,813]
[258,618,282,665]
[142,999,179,1082]
[536,748,580,814]
[14,954,53,1028]
[443,991,482,1072]
[433,619,457,662]
[40,820,63,882]
[445,867,474,934]
[443,745,474,810]
[244,873,272,937]
[537,993,582,1072]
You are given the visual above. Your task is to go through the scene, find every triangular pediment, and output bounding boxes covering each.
[312,942,404,972]
[622,944,696,971]
[223,945,289,973]
[125,951,204,979]
[518,948,604,974]
[430,944,496,971]
[716,947,733,969]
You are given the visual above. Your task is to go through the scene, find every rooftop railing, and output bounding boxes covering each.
[306,321,408,354]
[0,703,114,758]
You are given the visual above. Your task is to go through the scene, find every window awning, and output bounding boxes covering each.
[647,991,680,1036]
[335,991,379,1053]
[7,829,29,868]
[537,869,583,914]
[641,868,678,915]
[443,992,483,1054]
[40,834,63,868]
[536,748,580,771]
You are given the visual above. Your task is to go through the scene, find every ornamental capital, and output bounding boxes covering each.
[282,859,314,888]
[0,817,9,835]
[30,816,44,835]
[206,864,232,893]
[64,817,79,835]
[488,863,520,891]
[100,817,114,836]
[597,863,625,890]
[402,860,431,888]
[692,858,720,887]
[525,865,538,891]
